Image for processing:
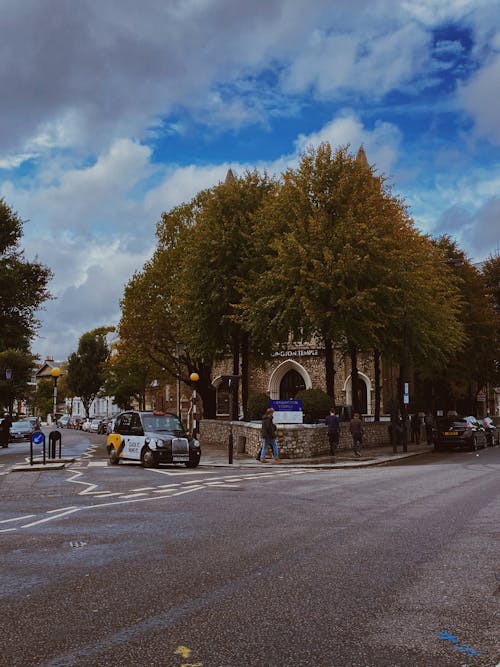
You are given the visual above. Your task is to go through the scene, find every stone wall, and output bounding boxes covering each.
[199,419,391,459]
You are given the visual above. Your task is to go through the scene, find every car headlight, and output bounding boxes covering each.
[156,439,164,448]
[192,439,200,448]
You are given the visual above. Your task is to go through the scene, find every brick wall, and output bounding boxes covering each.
[199,419,391,459]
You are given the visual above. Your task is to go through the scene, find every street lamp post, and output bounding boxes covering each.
[50,367,62,424]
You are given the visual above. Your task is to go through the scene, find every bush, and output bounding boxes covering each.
[295,388,332,423]
[247,392,270,420]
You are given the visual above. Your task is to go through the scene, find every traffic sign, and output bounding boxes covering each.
[31,431,44,446]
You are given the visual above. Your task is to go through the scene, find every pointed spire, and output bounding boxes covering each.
[225,168,236,184]
[355,145,368,167]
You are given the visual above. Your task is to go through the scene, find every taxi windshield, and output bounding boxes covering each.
[142,414,184,434]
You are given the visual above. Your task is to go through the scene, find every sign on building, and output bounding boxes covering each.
[270,399,303,424]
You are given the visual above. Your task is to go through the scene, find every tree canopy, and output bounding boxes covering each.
[114,143,491,418]
[66,327,113,417]
[0,199,52,352]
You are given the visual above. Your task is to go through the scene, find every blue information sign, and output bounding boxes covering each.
[270,400,303,423]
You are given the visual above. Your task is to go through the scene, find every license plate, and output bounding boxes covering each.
[444,431,458,436]
[173,456,189,462]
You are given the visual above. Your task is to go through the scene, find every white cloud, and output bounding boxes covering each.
[1,0,499,360]
[294,112,402,174]
[458,53,500,145]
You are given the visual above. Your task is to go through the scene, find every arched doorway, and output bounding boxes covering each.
[268,360,312,400]
[344,373,371,415]
[279,369,306,399]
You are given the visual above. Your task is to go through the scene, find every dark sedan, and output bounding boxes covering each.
[9,419,35,442]
[433,416,487,451]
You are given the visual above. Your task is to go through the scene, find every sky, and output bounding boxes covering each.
[1,0,499,362]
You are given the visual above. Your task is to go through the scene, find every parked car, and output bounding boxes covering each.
[97,418,112,434]
[106,410,201,468]
[26,416,41,430]
[9,419,35,442]
[482,416,499,446]
[81,418,92,432]
[433,415,487,451]
[90,418,103,433]
[57,414,71,428]
[69,417,83,429]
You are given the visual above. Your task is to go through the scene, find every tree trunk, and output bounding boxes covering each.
[349,344,360,414]
[324,337,336,406]
[241,331,249,420]
[231,331,240,421]
[196,373,217,419]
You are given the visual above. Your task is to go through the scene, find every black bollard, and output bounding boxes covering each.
[49,430,62,459]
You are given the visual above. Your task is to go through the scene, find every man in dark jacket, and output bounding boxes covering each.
[349,412,364,457]
[259,408,281,463]
[325,408,340,456]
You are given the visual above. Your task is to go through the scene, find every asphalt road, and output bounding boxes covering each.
[1,430,499,666]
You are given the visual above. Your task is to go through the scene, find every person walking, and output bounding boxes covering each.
[349,412,364,457]
[260,408,281,463]
[325,407,340,456]
[1,413,12,448]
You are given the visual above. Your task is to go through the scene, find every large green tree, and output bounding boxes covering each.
[0,348,37,415]
[0,199,52,351]
[118,202,216,417]
[66,327,113,417]
[179,170,276,418]
[240,144,465,415]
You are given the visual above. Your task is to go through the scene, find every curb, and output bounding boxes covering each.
[198,447,434,469]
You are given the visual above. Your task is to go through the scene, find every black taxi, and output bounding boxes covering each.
[106,410,201,468]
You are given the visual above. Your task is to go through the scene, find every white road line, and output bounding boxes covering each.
[131,487,155,492]
[119,492,149,499]
[22,507,81,528]
[0,514,36,523]
[90,490,120,495]
[0,527,17,533]
[47,506,78,513]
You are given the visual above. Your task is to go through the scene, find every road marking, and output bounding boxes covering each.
[21,507,81,527]
[0,514,36,523]
[2,465,319,533]
[47,506,78,513]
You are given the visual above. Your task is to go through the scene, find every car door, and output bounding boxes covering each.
[121,413,145,460]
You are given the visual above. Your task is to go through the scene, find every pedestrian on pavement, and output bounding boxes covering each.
[424,412,434,445]
[325,407,340,456]
[260,408,281,463]
[349,412,364,457]
[1,413,12,448]
[410,412,421,444]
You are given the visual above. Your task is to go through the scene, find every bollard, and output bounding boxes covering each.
[228,424,233,464]
[48,430,62,459]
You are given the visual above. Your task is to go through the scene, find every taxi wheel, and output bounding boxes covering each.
[109,448,120,465]
[185,459,200,468]
[141,447,159,468]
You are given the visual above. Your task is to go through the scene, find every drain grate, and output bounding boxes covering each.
[69,540,87,548]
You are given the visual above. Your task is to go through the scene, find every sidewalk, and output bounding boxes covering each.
[199,441,434,469]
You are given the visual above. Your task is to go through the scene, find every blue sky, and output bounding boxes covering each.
[1,0,499,360]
